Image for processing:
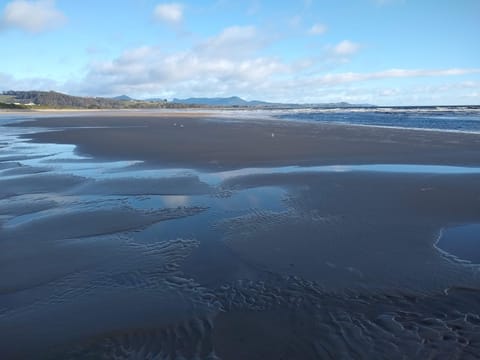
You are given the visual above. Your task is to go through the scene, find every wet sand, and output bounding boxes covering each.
[219,171,480,289]
[1,112,480,359]
[13,114,480,169]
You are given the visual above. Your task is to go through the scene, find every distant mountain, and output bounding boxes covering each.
[172,96,272,107]
[1,90,374,109]
[170,97,374,108]
[112,95,134,101]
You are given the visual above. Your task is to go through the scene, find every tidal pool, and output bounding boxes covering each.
[436,224,480,264]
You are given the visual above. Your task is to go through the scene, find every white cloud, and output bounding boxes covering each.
[0,0,66,33]
[331,40,361,56]
[348,68,480,81]
[290,68,480,90]
[5,65,480,106]
[275,80,480,106]
[308,23,327,35]
[197,25,265,58]
[72,26,289,98]
[4,15,478,106]
[69,26,480,103]
[71,27,480,104]
[464,91,479,99]
[154,3,183,25]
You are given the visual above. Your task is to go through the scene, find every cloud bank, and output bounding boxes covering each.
[1,2,478,106]
[71,25,479,104]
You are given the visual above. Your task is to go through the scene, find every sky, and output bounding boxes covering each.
[0,0,479,105]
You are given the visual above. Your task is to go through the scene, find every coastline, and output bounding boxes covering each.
[10,112,480,170]
[3,106,480,134]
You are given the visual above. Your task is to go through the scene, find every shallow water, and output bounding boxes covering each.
[1,113,480,359]
[437,224,480,264]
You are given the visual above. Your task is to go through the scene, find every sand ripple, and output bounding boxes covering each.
[212,277,480,359]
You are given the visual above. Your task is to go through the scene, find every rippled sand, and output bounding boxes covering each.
[1,111,480,359]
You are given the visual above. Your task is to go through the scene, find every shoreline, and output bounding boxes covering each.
[9,112,480,171]
[2,107,480,135]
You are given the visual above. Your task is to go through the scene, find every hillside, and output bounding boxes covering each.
[1,91,173,109]
[2,91,140,109]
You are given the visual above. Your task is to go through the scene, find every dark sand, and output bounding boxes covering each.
[2,113,480,359]
[13,114,480,169]
[218,171,480,290]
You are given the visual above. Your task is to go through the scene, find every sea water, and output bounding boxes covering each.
[276,106,480,133]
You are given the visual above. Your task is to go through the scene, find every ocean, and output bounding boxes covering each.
[276,106,480,133]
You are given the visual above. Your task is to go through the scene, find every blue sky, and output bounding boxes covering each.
[0,0,479,105]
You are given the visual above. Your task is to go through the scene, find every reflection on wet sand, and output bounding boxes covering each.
[1,112,480,359]
[437,224,480,265]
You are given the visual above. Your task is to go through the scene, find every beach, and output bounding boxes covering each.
[15,112,480,169]
[1,110,480,359]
